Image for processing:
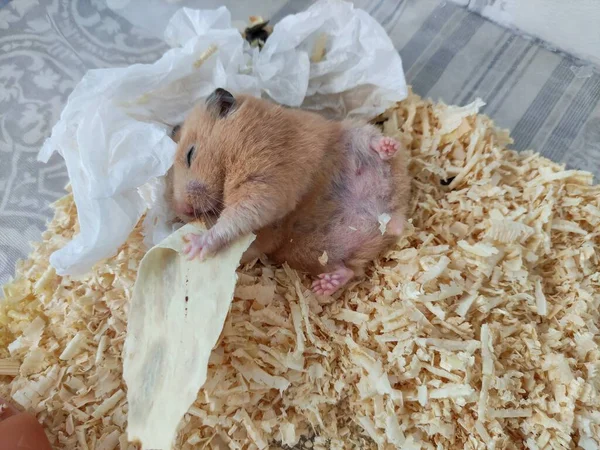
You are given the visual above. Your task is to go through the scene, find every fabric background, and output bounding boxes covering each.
[1,0,599,285]
[450,0,600,66]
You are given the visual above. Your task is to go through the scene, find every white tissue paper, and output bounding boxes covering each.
[39,0,407,275]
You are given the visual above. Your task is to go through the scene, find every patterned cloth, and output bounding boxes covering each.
[1,0,599,286]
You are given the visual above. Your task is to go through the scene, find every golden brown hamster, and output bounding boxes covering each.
[168,88,410,295]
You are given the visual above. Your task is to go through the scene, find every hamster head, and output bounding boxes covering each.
[170,88,239,222]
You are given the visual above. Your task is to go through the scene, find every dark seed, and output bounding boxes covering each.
[244,21,271,46]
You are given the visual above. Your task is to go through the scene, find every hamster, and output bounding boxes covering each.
[168,88,410,296]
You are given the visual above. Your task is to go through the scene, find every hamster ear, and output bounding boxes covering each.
[171,124,182,143]
[206,88,236,118]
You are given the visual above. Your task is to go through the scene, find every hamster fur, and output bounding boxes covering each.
[168,88,410,295]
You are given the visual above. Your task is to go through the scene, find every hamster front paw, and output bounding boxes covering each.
[183,232,224,261]
[371,136,399,160]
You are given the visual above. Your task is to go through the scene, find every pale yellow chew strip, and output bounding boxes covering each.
[123,224,254,450]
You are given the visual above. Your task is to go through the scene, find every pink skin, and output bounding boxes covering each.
[175,202,195,218]
[183,232,224,261]
[311,266,355,296]
[386,212,405,236]
[371,136,399,160]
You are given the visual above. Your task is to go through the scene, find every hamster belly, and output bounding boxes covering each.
[272,141,398,275]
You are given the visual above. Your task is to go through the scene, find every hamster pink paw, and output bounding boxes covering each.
[371,136,399,160]
[183,232,222,261]
[311,266,354,296]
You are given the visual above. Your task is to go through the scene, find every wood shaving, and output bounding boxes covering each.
[193,44,218,69]
[318,251,328,266]
[2,90,600,449]
[378,213,391,235]
[0,359,19,376]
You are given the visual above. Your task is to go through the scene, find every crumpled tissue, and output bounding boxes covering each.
[38,0,407,276]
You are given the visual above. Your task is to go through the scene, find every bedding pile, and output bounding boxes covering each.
[1,91,599,449]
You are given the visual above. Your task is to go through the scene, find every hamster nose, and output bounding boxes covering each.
[176,203,194,216]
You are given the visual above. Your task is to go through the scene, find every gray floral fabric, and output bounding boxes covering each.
[0,0,168,285]
[1,0,599,286]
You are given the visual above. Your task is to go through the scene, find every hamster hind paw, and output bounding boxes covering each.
[371,136,399,160]
[311,266,354,296]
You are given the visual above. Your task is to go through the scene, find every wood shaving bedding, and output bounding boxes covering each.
[1,90,600,449]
